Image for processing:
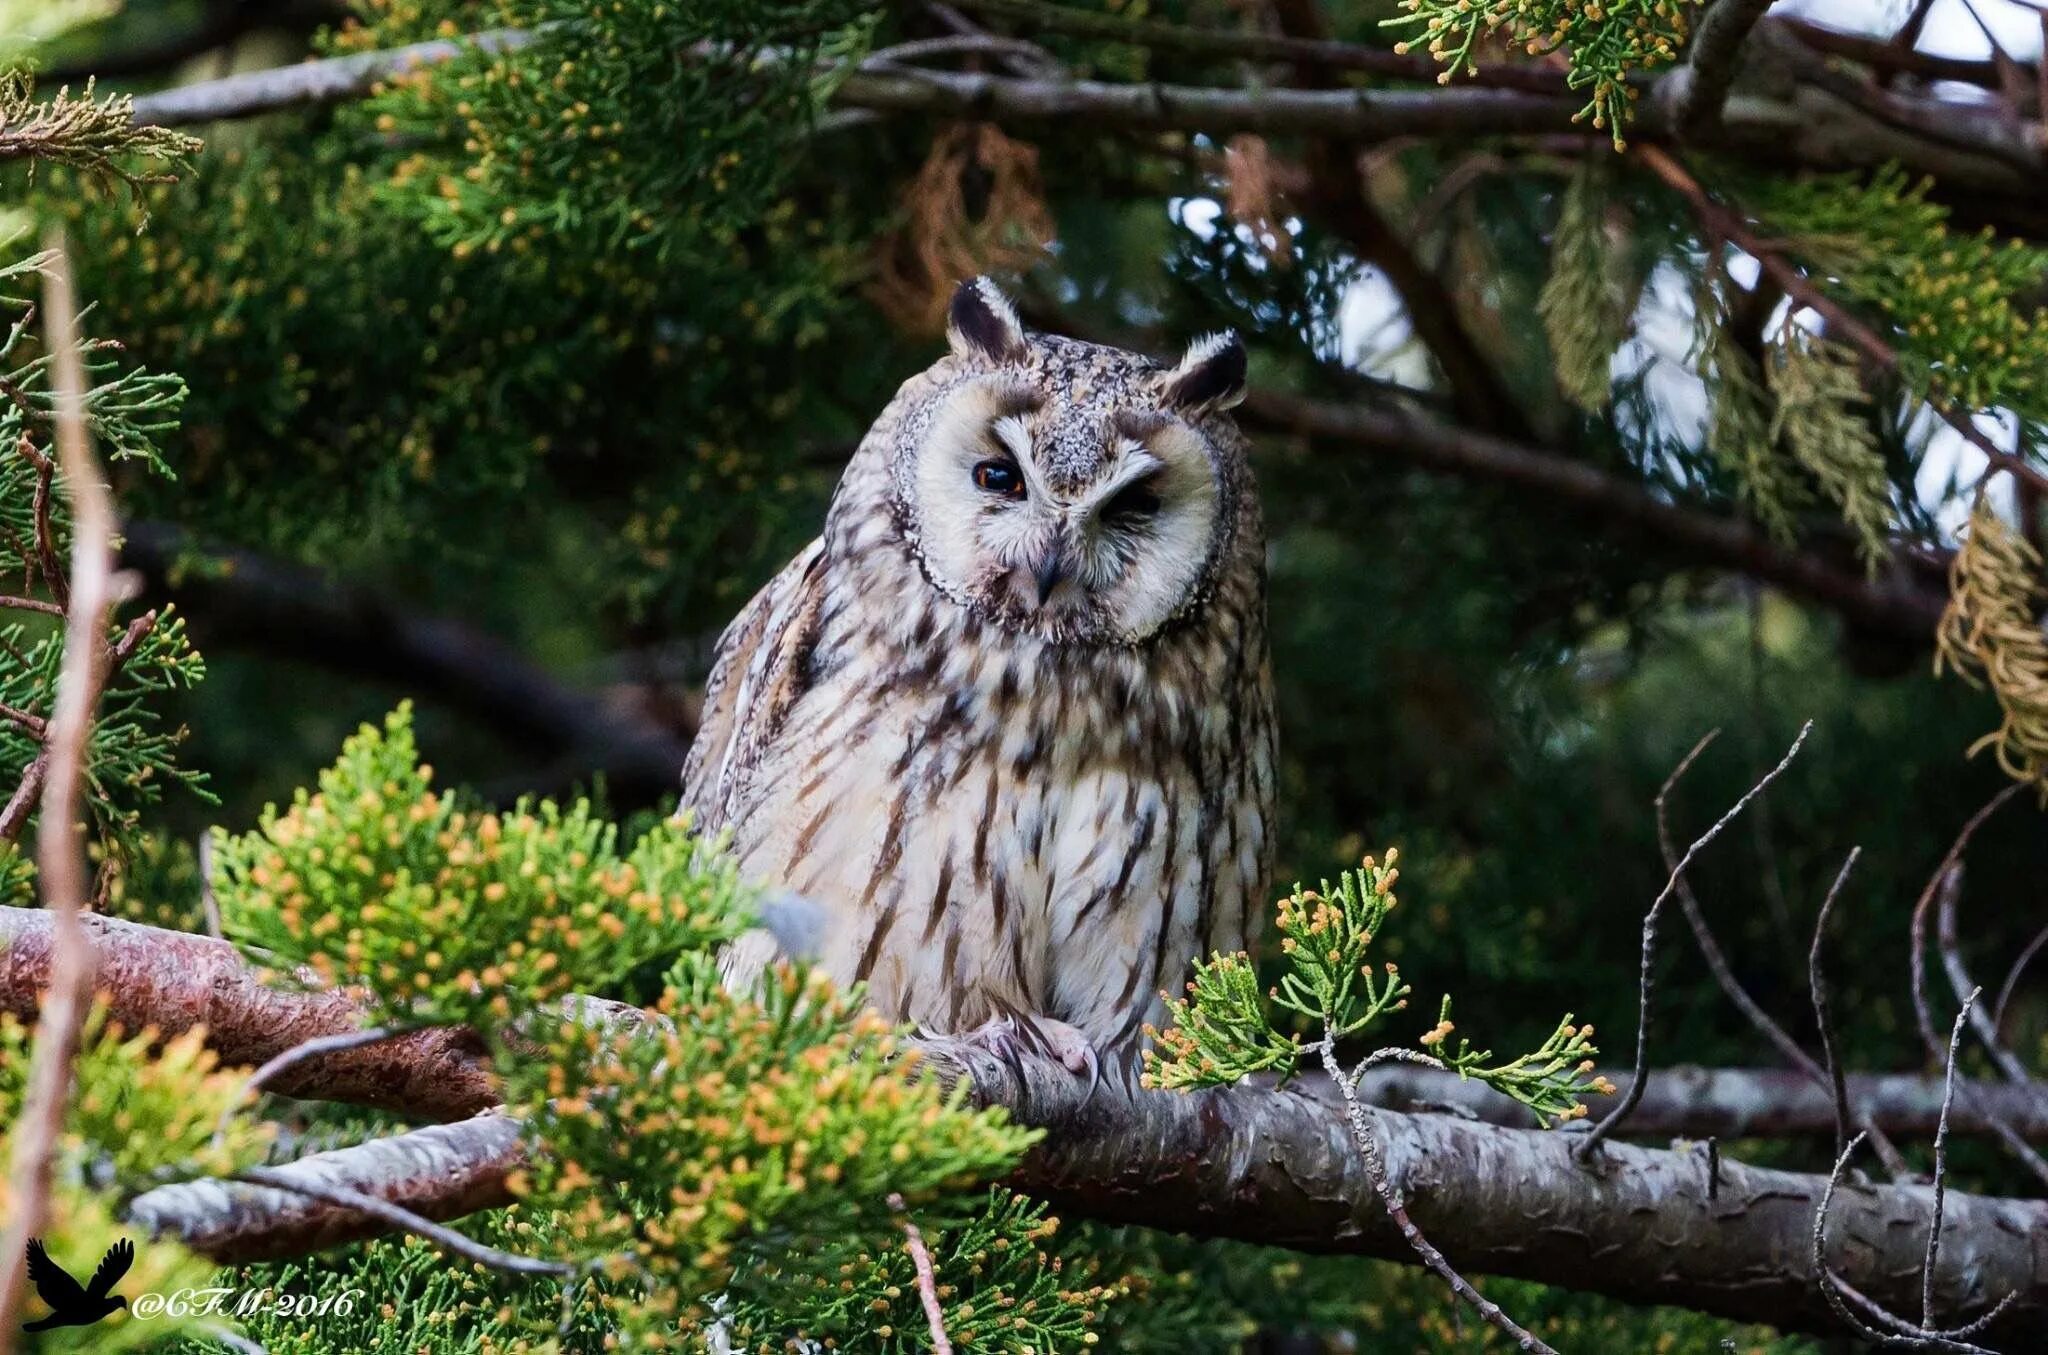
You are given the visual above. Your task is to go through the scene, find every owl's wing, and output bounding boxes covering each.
[680,538,828,831]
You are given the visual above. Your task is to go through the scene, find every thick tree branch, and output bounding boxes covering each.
[1667,0,1779,139]
[119,27,2048,208]
[118,521,693,808]
[6,906,2040,1336]
[1240,389,1950,644]
[113,1033,2048,1344]
[0,907,499,1120]
[127,1113,526,1263]
[8,906,2036,1139]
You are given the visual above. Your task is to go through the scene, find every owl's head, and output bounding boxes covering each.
[888,278,1253,646]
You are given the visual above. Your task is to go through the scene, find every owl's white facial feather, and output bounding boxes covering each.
[905,375,1223,644]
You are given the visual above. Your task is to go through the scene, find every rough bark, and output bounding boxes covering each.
[112,1038,2048,1346]
[923,1040,2048,1346]
[0,907,500,1120]
[126,1114,525,1263]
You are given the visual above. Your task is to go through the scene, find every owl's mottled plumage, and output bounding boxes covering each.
[683,279,1275,1057]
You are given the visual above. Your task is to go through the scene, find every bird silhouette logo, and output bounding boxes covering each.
[21,1238,132,1332]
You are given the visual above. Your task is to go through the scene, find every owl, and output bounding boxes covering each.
[681,278,1275,1078]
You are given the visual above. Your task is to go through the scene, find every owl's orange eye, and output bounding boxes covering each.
[973,459,1026,500]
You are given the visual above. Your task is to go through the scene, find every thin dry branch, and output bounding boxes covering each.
[1995,922,2048,1037]
[0,240,112,1351]
[1578,721,1812,1160]
[888,1192,954,1355]
[1667,847,1912,1173]
[1319,1035,1556,1353]
[1935,874,2048,1113]
[1809,848,1861,1160]
[233,1165,571,1278]
[1907,787,2048,1188]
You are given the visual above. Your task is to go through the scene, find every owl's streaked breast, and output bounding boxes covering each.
[718,527,1273,1051]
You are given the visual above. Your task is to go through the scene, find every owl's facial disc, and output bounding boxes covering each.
[908,379,1223,645]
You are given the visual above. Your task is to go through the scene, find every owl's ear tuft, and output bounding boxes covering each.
[946,277,1028,364]
[1159,330,1247,413]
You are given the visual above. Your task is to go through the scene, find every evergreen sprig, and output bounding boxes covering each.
[1424,998,1610,1127]
[1767,330,1894,567]
[0,246,208,886]
[1144,849,1610,1129]
[334,0,877,264]
[1539,162,1636,411]
[506,969,1042,1341]
[1693,271,1805,544]
[1739,165,2048,423]
[719,1188,1120,1350]
[1384,0,1690,146]
[0,71,201,190]
[214,703,751,1030]
[0,1008,270,1352]
[1936,500,2048,786]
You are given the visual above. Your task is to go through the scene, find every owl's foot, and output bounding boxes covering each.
[959,1012,1101,1100]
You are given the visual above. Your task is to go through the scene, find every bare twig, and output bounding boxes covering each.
[1907,786,2048,1188]
[232,1165,571,1277]
[1812,995,2012,1353]
[1577,721,1813,1161]
[0,700,47,737]
[1812,1134,1891,1345]
[1319,1035,1557,1354]
[1925,992,1976,1331]
[888,1192,953,1355]
[0,237,112,1350]
[1808,849,1861,1161]
[1935,873,2048,1111]
[1670,805,1914,1174]
[1993,921,2048,1038]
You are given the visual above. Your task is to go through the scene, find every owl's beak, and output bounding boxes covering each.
[1029,549,1067,608]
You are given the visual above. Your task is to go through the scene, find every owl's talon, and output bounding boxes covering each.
[958,1013,1098,1097]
